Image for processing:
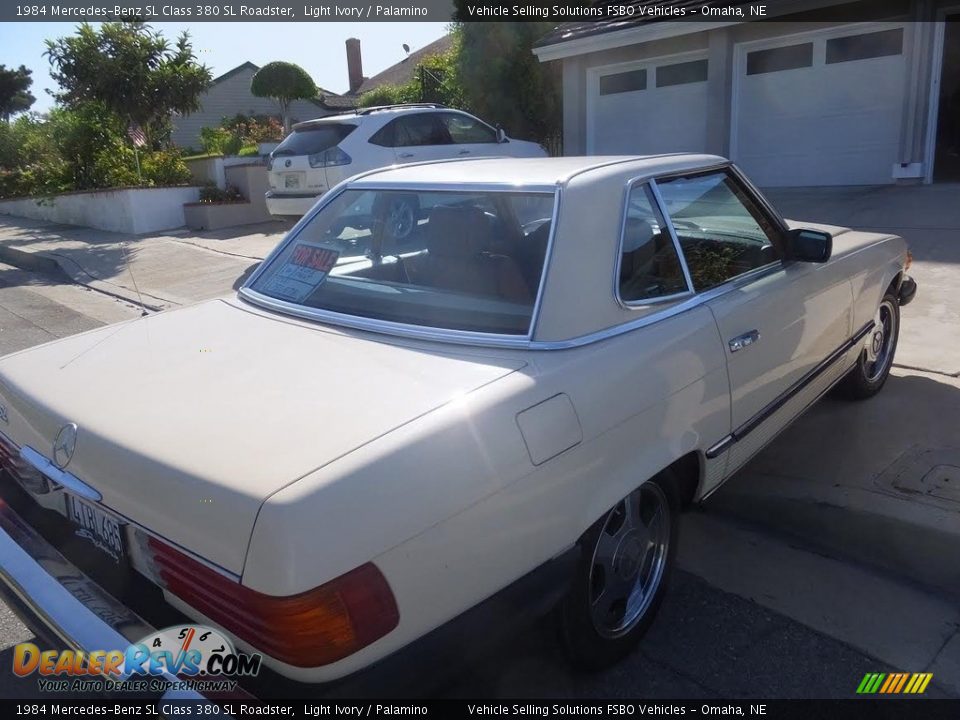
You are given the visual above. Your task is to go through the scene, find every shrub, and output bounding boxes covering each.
[199,125,242,156]
[140,149,191,186]
[198,183,243,203]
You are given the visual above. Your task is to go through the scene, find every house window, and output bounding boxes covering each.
[656,59,708,87]
[746,43,814,75]
[826,28,903,64]
[599,69,647,95]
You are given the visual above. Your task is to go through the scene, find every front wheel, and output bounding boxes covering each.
[838,292,900,400]
[558,472,679,670]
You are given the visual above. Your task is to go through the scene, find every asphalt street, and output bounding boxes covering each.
[0,262,955,700]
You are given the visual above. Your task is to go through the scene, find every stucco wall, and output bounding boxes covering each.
[0,187,201,234]
[170,66,331,150]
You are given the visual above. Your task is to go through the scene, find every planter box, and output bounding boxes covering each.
[0,186,202,234]
[183,202,268,231]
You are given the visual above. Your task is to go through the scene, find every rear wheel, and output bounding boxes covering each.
[558,472,679,670]
[839,292,900,400]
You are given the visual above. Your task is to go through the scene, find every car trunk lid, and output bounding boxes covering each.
[0,299,523,574]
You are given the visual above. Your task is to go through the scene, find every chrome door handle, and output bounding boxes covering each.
[458,149,471,155]
[398,152,415,159]
[729,330,760,353]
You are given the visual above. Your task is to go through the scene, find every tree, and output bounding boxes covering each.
[450,14,561,145]
[0,65,35,122]
[45,21,211,147]
[250,62,318,133]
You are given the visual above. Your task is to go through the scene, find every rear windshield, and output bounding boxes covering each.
[247,189,555,336]
[271,124,356,157]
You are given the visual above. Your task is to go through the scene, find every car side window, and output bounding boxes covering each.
[618,183,689,303]
[392,114,452,147]
[438,113,498,144]
[368,120,396,147]
[655,171,782,292]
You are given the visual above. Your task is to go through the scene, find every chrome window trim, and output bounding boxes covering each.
[242,157,795,351]
[650,180,697,294]
[346,181,559,193]
[241,186,560,346]
[613,180,693,310]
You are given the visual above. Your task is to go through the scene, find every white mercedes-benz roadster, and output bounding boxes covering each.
[0,155,915,695]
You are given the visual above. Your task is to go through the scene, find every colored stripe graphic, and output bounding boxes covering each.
[857,672,933,694]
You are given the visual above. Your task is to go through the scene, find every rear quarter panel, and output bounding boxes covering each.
[240,306,729,682]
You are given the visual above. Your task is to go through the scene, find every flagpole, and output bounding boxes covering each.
[133,147,142,185]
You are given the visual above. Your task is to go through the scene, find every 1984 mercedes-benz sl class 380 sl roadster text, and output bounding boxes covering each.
[0,155,916,696]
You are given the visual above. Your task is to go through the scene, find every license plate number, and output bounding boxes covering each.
[284,174,302,189]
[67,496,125,563]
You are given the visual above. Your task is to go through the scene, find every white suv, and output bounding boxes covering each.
[265,104,548,218]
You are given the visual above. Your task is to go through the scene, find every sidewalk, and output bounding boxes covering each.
[0,215,288,311]
[765,183,960,377]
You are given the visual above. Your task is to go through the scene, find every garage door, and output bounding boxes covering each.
[589,55,709,156]
[733,25,907,187]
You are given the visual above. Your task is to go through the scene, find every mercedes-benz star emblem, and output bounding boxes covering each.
[284,159,292,168]
[52,423,78,469]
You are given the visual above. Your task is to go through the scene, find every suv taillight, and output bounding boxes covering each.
[309,147,351,168]
[143,536,399,667]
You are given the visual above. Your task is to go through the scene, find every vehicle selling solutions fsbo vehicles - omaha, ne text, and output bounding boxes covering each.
[265,104,547,219]
[0,154,916,693]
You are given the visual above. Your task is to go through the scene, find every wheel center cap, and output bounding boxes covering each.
[614,532,645,580]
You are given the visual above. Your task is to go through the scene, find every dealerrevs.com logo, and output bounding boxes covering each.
[13,624,261,693]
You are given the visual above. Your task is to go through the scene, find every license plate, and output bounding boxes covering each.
[67,495,125,563]
[284,173,302,189]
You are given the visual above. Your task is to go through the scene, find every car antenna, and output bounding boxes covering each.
[118,238,150,317]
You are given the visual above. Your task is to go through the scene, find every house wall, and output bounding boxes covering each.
[171,66,331,150]
[556,0,949,182]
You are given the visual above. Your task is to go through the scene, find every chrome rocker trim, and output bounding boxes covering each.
[705,320,875,459]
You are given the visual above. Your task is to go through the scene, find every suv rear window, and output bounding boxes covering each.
[272,124,356,157]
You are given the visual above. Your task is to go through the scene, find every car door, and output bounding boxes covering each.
[381,112,456,164]
[653,168,854,476]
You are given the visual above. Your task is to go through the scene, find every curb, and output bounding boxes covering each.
[0,244,167,313]
[0,244,72,282]
[705,475,960,600]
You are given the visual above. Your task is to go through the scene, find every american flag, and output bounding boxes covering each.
[127,124,146,148]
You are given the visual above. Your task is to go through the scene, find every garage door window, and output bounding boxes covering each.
[826,28,903,64]
[617,184,688,303]
[746,43,813,75]
[655,171,781,292]
[600,69,647,95]
[656,59,708,87]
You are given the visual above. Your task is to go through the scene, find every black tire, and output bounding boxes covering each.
[838,291,900,400]
[558,471,680,671]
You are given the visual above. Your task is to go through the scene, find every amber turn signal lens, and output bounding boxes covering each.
[147,537,399,667]
[905,249,913,271]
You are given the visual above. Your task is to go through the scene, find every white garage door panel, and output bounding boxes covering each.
[735,28,907,187]
[590,57,709,156]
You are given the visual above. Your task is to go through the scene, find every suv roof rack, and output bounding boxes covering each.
[355,103,448,116]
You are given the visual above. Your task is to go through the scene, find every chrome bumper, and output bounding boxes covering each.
[0,496,206,700]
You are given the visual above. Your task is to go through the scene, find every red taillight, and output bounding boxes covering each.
[145,537,399,667]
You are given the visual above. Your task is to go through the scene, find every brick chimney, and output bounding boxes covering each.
[346,38,364,93]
